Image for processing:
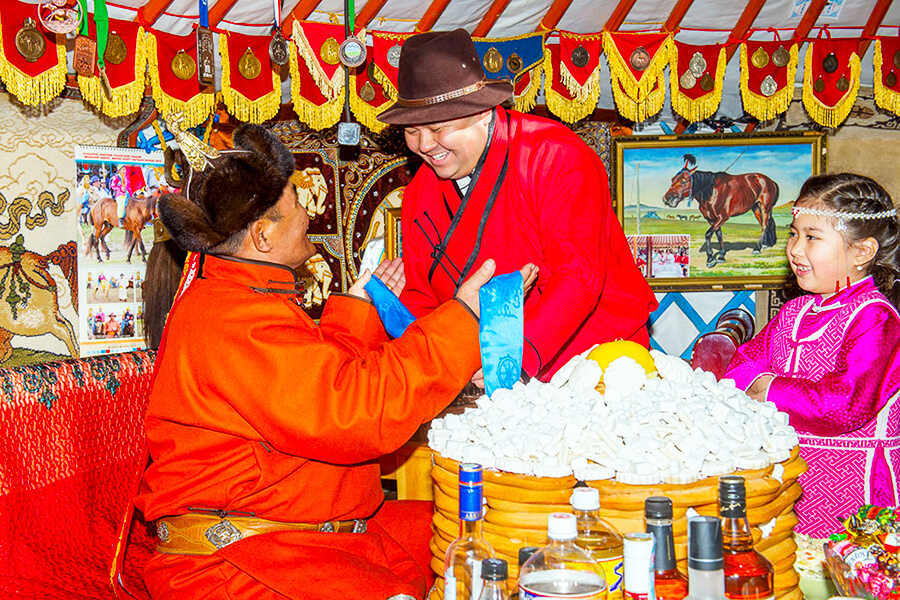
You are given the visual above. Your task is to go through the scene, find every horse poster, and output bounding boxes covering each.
[612,132,826,290]
[75,146,166,356]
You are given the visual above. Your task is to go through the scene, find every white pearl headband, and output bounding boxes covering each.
[791,205,898,231]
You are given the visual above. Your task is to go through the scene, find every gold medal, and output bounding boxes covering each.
[483,47,502,74]
[237,48,261,80]
[772,45,790,68]
[171,50,196,81]
[887,71,898,88]
[506,53,523,74]
[760,75,777,97]
[105,32,127,66]
[836,75,850,92]
[688,52,707,77]
[700,73,715,92]
[571,45,589,68]
[320,37,340,65]
[15,18,46,63]
[822,53,839,74]
[630,46,651,72]
[679,70,696,90]
[751,46,769,69]
[73,34,96,76]
[813,77,825,93]
[359,81,376,102]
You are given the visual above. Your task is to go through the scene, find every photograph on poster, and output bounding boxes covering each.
[613,132,826,289]
[75,146,167,356]
[627,234,690,279]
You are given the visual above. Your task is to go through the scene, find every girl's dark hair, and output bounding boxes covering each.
[796,173,900,307]
[142,239,187,349]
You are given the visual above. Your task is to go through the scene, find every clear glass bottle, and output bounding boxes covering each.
[685,517,727,600]
[572,487,624,600]
[718,477,774,600]
[518,512,607,599]
[513,547,541,600]
[645,496,688,600]
[623,532,656,600]
[479,558,511,600]
[444,463,496,600]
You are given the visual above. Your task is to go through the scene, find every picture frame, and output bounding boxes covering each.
[612,131,827,291]
[384,207,402,260]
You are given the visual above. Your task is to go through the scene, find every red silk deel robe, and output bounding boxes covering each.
[400,107,657,380]
[135,255,481,599]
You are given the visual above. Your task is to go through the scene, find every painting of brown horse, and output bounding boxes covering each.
[663,154,779,268]
[86,195,156,263]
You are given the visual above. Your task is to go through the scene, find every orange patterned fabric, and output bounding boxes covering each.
[0,352,157,598]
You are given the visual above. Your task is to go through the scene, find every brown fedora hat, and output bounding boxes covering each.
[378,29,514,126]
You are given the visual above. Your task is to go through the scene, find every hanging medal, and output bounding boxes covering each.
[196,0,215,86]
[93,0,113,100]
[269,0,289,66]
[72,0,95,77]
[238,48,261,79]
[38,0,82,34]
[16,18,46,63]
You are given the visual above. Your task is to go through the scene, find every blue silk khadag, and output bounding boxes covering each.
[478,271,524,396]
[364,275,417,338]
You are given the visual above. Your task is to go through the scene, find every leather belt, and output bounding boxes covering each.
[156,513,367,555]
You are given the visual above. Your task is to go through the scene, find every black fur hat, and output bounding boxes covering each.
[159,124,295,253]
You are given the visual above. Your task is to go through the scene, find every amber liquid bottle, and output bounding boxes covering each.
[718,476,774,600]
[645,497,688,600]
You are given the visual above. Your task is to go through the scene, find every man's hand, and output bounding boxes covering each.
[347,258,405,301]
[373,257,405,296]
[746,375,774,402]
[455,259,539,319]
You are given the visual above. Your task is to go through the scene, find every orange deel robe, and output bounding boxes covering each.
[134,255,480,599]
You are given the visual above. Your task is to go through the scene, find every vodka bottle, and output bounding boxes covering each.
[718,477,774,600]
[645,496,688,600]
[444,463,496,600]
[684,517,727,600]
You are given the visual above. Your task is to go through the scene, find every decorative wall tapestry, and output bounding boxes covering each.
[75,146,165,357]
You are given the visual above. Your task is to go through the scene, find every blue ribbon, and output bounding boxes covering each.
[199,0,209,28]
[478,271,524,396]
[363,275,416,339]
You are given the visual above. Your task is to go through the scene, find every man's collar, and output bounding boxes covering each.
[205,254,305,296]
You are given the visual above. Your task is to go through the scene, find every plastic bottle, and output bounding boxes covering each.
[623,532,656,600]
[572,487,625,600]
[444,463,496,600]
[518,512,608,599]
[479,558,511,600]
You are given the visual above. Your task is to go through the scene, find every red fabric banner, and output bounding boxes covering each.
[671,41,722,101]
[604,31,670,83]
[877,36,900,93]
[558,31,602,87]
[222,31,277,102]
[0,0,61,78]
[371,31,413,95]
[86,18,144,85]
[150,30,209,103]
[805,37,860,108]
[743,40,795,96]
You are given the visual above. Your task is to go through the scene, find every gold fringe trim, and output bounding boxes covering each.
[291,20,343,99]
[669,46,725,123]
[146,32,215,128]
[543,46,593,123]
[739,43,798,121]
[802,45,860,128]
[602,32,672,100]
[79,26,148,118]
[348,74,391,133]
[219,33,281,124]
[559,60,600,108]
[288,40,343,130]
[873,39,900,117]
[611,71,666,122]
[513,67,541,113]
[0,20,66,106]
[372,67,397,100]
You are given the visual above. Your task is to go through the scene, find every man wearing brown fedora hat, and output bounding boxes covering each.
[379,28,657,383]
[131,123,537,599]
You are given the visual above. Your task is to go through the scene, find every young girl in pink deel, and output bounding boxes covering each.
[726,173,900,539]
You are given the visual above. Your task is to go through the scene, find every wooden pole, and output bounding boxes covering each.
[415,0,452,33]
[473,0,513,38]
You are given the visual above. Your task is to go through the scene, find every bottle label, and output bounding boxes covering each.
[599,555,624,600]
[625,593,648,600]
[519,588,607,600]
[519,570,607,600]
[459,482,484,521]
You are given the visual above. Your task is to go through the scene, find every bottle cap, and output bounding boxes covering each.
[518,546,539,567]
[481,558,508,581]
[547,512,578,540]
[688,516,723,571]
[645,496,673,519]
[718,475,746,517]
[459,463,483,484]
[623,532,655,559]
[571,487,601,511]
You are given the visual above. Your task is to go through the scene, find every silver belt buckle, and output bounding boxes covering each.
[352,519,367,533]
[205,519,243,549]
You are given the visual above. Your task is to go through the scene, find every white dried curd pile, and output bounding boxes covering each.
[427,348,798,484]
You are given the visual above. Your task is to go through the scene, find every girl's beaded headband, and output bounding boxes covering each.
[791,205,898,231]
